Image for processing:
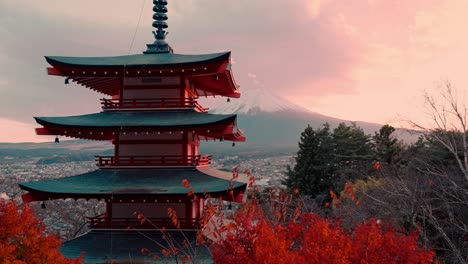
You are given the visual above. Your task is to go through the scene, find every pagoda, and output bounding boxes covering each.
[18,1,247,263]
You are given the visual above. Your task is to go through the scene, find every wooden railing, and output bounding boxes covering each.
[87,214,200,229]
[101,98,207,112]
[95,155,212,167]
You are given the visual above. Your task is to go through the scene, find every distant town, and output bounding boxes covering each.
[0,151,295,239]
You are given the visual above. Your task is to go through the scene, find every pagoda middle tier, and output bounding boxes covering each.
[35,111,244,168]
[35,111,245,141]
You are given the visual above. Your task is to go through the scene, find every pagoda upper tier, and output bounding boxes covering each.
[46,52,239,98]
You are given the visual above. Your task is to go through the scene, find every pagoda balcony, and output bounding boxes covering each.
[87,214,200,230]
[101,98,208,112]
[95,155,212,168]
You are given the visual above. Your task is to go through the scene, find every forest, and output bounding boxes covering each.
[281,86,467,263]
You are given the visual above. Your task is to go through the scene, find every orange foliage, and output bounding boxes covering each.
[0,200,82,264]
[373,162,381,170]
[167,208,180,228]
[210,200,436,264]
[293,188,299,195]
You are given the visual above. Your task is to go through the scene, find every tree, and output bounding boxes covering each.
[333,133,468,264]
[373,124,403,164]
[405,132,464,170]
[209,199,436,264]
[409,82,468,181]
[0,200,82,264]
[332,122,373,165]
[331,123,374,190]
[284,124,334,198]
[285,123,374,198]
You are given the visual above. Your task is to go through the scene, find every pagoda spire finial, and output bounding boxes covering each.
[144,0,173,54]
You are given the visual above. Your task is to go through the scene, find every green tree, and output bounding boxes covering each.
[285,123,374,198]
[373,124,403,164]
[332,123,373,166]
[284,124,334,198]
[404,130,465,172]
[331,123,373,190]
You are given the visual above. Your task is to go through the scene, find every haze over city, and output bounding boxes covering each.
[1,0,468,142]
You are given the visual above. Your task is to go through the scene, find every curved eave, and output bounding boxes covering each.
[57,70,240,98]
[19,168,248,202]
[200,133,246,142]
[20,185,247,203]
[35,125,246,142]
[191,69,240,98]
[45,52,231,69]
[34,112,237,129]
[46,52,240,98]
[33,112,244,141]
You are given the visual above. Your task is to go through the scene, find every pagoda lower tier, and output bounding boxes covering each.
[19,167,248,230]
[19,167,247,202]
[60,230,212,264]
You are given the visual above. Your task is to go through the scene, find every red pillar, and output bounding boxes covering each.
[114,134,120,163]
[106,201,112,228]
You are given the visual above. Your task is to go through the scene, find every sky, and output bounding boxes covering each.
[1,0,468,142]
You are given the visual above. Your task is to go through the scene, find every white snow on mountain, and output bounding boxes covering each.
[211,87,311,115]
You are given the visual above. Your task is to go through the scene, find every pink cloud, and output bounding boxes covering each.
[1,0,468,143]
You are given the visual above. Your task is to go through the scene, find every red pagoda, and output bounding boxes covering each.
[19,1,247,262]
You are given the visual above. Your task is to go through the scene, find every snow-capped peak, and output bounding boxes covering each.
[210,87,310,115]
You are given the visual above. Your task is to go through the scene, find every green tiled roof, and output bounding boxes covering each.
[19,168,245,196]
[46,52,230,68]
[61,231,212,264]
[35,111,237,129]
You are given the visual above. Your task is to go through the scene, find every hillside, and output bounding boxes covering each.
[208,88,409,149]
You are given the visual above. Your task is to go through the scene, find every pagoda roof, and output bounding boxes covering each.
[35,111,236,129]
[46,52,230,68]
[19,167,248,201]
[34,111,246,141]
[45,51,240,98]
[60,230,211,264]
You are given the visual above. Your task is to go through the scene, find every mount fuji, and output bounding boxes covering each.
[204,88,385,151]
[210,87,310,115]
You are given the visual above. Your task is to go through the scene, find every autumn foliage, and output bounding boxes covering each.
[0,200,82,264]
[209,199,436,264]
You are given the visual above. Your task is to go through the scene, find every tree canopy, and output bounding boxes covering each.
[284,124,334,198]
[0,200,82,264]
[210,199,436,264]
[372,124,403,164]
[284,122,373,198]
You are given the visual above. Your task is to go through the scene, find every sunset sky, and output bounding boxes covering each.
[1,0,468,142]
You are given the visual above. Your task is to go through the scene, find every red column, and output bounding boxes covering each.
[106,201,112,228]
[114,134,120,163]
[199,198,204,218]
[182,131,188,164]
[185,200,192,228]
